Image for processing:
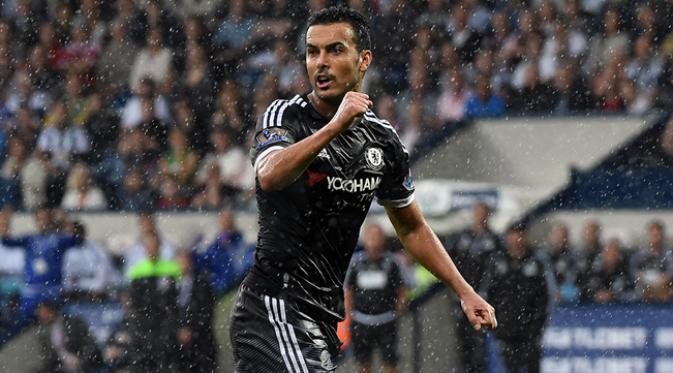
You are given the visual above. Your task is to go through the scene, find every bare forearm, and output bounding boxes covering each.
[397,223,474,298]
[257,124,340,191]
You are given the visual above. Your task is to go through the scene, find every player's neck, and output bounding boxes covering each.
[307,91,340,118]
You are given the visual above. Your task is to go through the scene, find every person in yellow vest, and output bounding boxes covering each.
[127,231,180,373]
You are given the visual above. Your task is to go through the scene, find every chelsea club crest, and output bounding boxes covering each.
[365,147,384,170]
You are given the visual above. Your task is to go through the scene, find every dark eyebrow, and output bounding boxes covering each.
[306,42,347,50]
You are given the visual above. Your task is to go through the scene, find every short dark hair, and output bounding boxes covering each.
[306,6,371,51]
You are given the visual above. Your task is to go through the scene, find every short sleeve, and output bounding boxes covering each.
[376,139,415,208]
[250,97,303,171]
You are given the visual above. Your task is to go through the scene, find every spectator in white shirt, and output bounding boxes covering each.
[0,207,24,278]
[121,77,171,130]
[37,100,90,170]
[61,163,106,211]
[63,221,119,297]
[129,27,173,92]
[196,127,248,192]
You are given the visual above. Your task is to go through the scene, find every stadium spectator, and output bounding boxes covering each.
[582,237,636,303]
[210,79,247,139]
[446,1,483,63]
[116,127,161,174]
[550,62,595,115]
[61,163,106,211]
[129,27,173,92]
[62,221,119,300]
[630,221,673,302]
[172,96,208,153]
[182,43,213,120]
[436,68,468,124]
[0,137,27,208]
[213,0,257,62]
[57,21,100,87]
[119,167,158,212]
[345,223,407,373]
[544,223,580,303]
[624,34,663,113]
[37,99,90,206]
[577,220,603,281]
[191,161,229,210]
[123,213,176,277]
[156,126,198,208]
[585,7,630,74]
[98,20,139,93]
[194,208,252,295]
[127,231,180,373]
[396,60,438,129]
[26,44,59,93]
[0,208,23,340]
[0,206,81,338]
[102,290,133,371]
[19,147,49,210]
[35,300,103,373]
[484,224,551,373]
[157,175,191,210]
[121,77,171,131]
[444,202,501,373]
[175,249,217,373]
[196,127,249,196]
[134,0,185,51]
[509,61,555,115]
[464,74,506,119]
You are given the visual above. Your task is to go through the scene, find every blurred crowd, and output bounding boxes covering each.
[0,206,254,372]
[441,203,673,372]
[0,0,672,211]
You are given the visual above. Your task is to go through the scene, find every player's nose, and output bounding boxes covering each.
[316,50,330,67]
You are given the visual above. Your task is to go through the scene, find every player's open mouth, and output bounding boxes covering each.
[316,75,333,89]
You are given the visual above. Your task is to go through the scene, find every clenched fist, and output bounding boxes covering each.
[329,91,373,133]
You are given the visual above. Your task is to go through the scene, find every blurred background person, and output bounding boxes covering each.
[175,249,217,373]
[127,231,180,373]
[582,237,636,303]
[544,223,580,303]
[484,224,552,373]
[62,221,119,301]
[61,162,106,211]
[444,202,501,373]
[34,300,103,373]
[630,221,673,302]
[345,223,407,373]
[1,206,81,339]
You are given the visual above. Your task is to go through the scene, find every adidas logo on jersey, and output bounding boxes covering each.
[326,176,381,193]
[318,148,330,159]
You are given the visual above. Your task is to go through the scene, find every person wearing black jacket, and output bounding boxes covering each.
[484,224,550,373]
[176,249,218,373]
[35,301,103,373]
[581,238,636,303]
[127,232,180,373]
[445,202,501,373]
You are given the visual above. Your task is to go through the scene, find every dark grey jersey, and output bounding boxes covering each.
[246,93,415,323]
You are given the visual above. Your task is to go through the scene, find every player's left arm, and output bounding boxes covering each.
[385,201,497,330]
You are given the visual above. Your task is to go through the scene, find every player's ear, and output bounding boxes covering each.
[359,50,372,72]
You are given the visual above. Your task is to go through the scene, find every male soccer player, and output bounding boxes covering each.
[230,7,497,373]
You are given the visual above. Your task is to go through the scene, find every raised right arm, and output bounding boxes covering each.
[255,92,372,192]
